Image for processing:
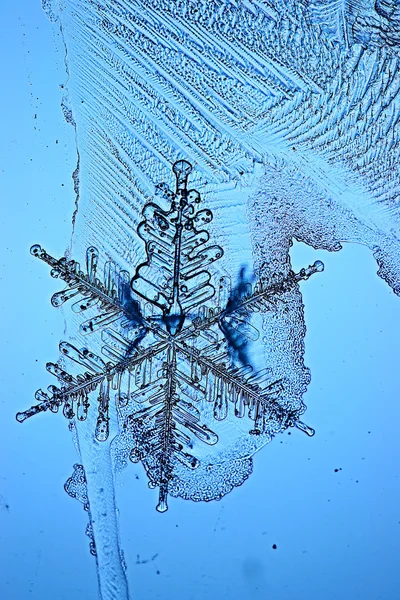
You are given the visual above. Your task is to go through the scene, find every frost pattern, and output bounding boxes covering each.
[18,161,321,511]
[41,0,400,290]
[19,160,322,598]
[22,0,400,598]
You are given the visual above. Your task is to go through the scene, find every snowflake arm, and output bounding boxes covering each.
[30,243,148,335]
[16,339,168,435]
[175,340,314,436]
[130,160,224,335]
[176,260,324,343]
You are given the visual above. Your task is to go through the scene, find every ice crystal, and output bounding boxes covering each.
[17,160,323,512]
[22,1,400,596]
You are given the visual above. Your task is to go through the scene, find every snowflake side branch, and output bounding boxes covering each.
[176,342,283,411]
[16,372,104,423]
[177,341,315,436]
[30,244,172,340]
[30,244,125,312]
[177,260,324,342]
[228,260,325,315]
[16,340,168,424]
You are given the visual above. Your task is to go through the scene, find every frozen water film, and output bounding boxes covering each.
[18,159,323,597]
[17,1,400,599]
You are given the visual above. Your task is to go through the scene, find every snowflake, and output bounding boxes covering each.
[17,160,323,512]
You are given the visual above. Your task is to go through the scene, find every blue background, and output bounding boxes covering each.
[1,2,399,599]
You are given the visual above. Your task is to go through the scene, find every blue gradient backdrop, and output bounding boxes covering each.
[1,3,399,600]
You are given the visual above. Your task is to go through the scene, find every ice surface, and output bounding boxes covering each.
[19,1,400,598]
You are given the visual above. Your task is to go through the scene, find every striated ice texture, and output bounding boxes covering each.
[19,1,400,598]
[41,0,400,295]
[20,164,321,585]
